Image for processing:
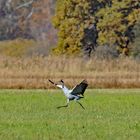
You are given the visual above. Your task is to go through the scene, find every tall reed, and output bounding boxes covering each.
[0,56,139,89]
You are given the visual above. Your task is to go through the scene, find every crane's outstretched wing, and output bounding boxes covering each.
[48,79,57,86]
[71,80,88,96]
[48,79,55,84]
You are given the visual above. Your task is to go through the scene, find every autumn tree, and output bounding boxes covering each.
[53,0,140,57]
[132,12,140,58]
[96,0,140,56]
[0,0,36,40]
[52,0,96,55]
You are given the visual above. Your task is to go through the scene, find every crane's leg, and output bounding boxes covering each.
[75,100,85,110]
[57,99,69,109]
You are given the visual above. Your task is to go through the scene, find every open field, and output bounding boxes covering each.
[0,89,140,140]
[0,56,139,89]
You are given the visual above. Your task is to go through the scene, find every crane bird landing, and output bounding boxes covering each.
[48,79,88,109]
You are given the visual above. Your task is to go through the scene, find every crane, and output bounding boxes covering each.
[48,79,88,109]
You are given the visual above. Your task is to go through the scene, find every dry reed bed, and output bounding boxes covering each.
[0,56,139,89]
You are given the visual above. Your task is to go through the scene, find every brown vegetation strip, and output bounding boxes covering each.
[0,56,139,89]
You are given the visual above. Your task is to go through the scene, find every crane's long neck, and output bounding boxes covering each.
[62,86,69,95]
[56,84,70,96]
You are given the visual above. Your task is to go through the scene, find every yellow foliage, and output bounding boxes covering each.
[52,0,93,55]
[0,39,36,57]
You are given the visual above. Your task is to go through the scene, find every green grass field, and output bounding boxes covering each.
[0,89,140,140]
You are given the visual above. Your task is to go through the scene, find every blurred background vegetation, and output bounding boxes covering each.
[0,0,139,89]
[0,0,139,58]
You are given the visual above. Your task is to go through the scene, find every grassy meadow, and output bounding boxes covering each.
[0,89,140,140]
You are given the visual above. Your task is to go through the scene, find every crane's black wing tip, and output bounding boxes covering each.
[82,79,88,85]
[71,80,88,96]
[48,79,55,85]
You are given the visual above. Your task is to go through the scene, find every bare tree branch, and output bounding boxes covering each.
[26,7,34,19]
[6,0,12,7]
[15,0,34,10]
